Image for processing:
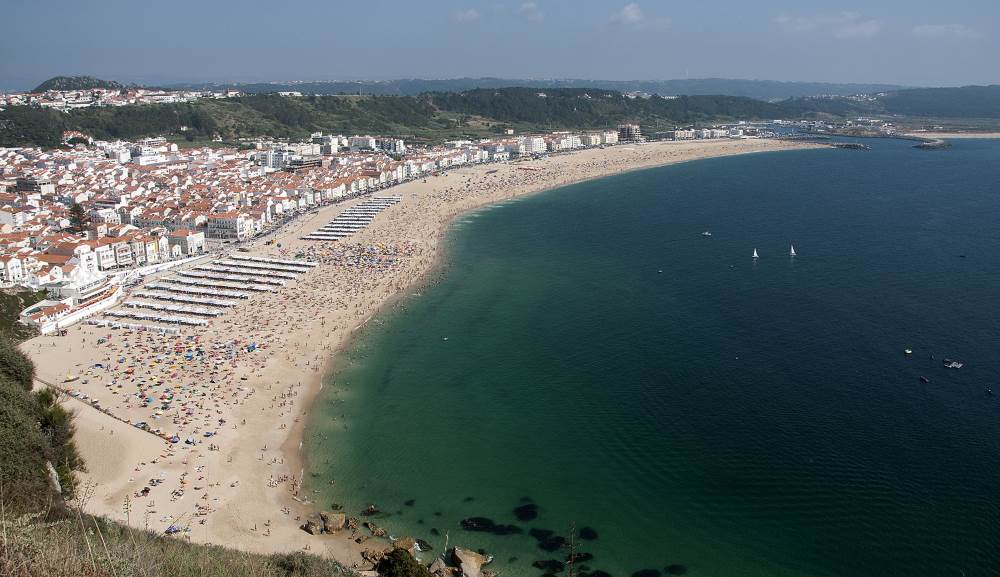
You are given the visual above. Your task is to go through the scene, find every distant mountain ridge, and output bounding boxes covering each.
[33,75,126,92]
[167,77,907,101]
[880,85,1000,118]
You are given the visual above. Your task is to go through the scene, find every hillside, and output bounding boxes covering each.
[170,77,905,101]
[879,85,1000,118]
[12,84,1000,149]
[33,75,126,93]
[0,288,46,340]
[1,88,864,148]
[427,88,793,130]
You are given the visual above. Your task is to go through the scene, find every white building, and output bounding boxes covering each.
[348,136,377,151]
[520,136,548,155]
[0,255,23,285]
[207,212,253,241]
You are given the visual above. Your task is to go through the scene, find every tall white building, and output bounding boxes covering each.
[348,136,377,150]
[520,136,547,155]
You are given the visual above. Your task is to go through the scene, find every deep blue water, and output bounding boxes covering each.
[304,138,1000,577]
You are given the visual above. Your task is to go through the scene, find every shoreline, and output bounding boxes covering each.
[22,138,825,569]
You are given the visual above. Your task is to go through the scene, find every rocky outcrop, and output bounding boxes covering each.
[428,557,454,577]
[364,521,387,537]
[391,536,417,555]
[451,547,489,577]
[361,548,385,566]
[320,511,347,532]
[300,519,320,535]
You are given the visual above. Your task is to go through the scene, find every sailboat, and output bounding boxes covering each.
[752,248,759,259]
[789,244,797,257]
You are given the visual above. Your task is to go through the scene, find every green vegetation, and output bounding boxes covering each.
[428,88,788,131]
[0,89,808,148]
[6,84,1000,150]
[0,289,45,340]
[0,103,220,148]
[1,511,355,577]
[375,549,433,577]
[0,336,80,514]
[0,334,360,577]
[880,85,1000,118]
[33,76,126,93]
[68,203,91,234]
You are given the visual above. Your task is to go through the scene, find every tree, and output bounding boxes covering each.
[68,202,90,234]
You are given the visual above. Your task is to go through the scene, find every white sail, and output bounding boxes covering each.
[752,248,759,259]
[789,244,796,257]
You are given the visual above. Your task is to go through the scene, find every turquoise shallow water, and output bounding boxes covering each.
[303,138,1000,577]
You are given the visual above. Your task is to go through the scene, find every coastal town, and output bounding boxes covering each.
[8,122,817,573]
[0,85,242,111]
[0,120,787,335]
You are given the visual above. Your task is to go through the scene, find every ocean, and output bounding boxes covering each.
[303,138,1000,577]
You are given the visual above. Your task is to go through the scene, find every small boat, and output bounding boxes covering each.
[752,248,759,259]
[904,349,913,355]
[943,358,964,369]
[702,231,712,237]
[919,376,930,383]
[789,244,797,257]
[986,386,994,396]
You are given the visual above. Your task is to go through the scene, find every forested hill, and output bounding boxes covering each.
[427,88,789,127]
[1,89,828,148]
[879,85,1000,118]
[4,84,1000,149]
[33,75,126,92]
[171,77,904,101]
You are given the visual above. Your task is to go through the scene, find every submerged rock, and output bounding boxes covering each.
[580,571,612,577]
[665,565,687,575]
[579,526,598,540]
[538,536,567,552]
[533,559,565,573]
[530,528,555,541]
[567,552,594,564]
[404,499,416,506]
[632,570,661,577]
[430,528,441,536]
[460,517,522,536]
[513,503,538,521]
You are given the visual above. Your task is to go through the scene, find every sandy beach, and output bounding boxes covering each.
[22,138,823,569]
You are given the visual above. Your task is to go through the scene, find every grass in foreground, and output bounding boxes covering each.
[0,510,354,577]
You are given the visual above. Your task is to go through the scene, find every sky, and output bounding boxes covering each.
[1,0,997,90]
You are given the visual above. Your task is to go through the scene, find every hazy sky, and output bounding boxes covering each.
[1,0,997,90]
